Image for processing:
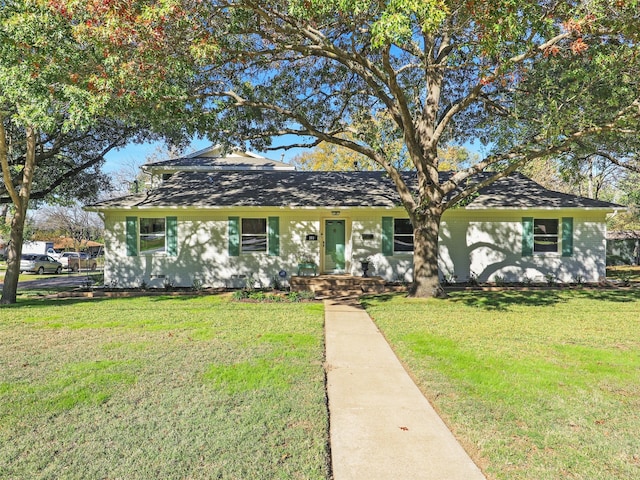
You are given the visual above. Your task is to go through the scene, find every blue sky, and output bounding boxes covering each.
[103,137,310,174]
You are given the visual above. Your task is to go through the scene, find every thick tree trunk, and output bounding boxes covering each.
[410,210,445,298]
[1,125,37,305]
[1,207,26,304]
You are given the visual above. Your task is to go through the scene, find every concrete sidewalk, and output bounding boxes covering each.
[324,299,486,480]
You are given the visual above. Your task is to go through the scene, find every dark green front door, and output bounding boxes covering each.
[325,220,345,272]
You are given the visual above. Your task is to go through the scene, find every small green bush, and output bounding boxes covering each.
[231,289,316,302]
[231,290,249,300]
[298,290,316,300]
[248,291,266,301]
[191,278,203,292]
[287,292,301,302]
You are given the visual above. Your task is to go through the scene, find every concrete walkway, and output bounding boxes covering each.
[324,299,486,480]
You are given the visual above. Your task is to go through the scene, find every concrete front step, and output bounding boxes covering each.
[291,275,386,297]
[313,289,377,298]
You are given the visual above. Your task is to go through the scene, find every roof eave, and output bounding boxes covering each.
[464,205,622,212]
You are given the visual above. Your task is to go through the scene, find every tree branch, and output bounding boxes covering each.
[443,98,640,207]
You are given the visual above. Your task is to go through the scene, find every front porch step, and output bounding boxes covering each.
[290,275,386,297]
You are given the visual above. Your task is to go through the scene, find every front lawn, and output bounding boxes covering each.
[0,295,330,479]
[364,290,640,480]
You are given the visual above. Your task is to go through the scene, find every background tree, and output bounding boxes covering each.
[109,144,187,197]
[293,141,390,171]
[0,1,125,303]
[294,140,473,172]
[607,170,640,231]
[32,205,103,252]
[521,154,622,200]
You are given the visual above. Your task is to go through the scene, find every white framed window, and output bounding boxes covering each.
[241,218,267,252]
[394,218,414,253]
[139,218,166,254]
[533,219,559,253]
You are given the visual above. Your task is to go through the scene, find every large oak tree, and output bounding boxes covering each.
[194,1,640,296]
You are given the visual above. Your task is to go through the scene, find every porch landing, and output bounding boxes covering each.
[290,275,386,298]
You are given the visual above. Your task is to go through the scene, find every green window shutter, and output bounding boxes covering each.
[126,216,138,257]
[562,217,574,257]
[382,217,393,256]
[268,216,280,256]
[228,216,240,256]
[166,216,178,256]
[522,217,533,256]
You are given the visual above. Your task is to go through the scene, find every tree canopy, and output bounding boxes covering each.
[0,0,199,303]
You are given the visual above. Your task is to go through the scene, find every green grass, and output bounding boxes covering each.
[363,290,640,480]
[0,295,329,479]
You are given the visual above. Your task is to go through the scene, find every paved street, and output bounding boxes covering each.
[0,272,99,289]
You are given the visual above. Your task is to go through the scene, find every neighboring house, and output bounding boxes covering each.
[606,230,640,266]
[53,238,104,257]
[88,146,620,289]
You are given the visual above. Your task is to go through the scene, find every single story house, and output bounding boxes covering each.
[88,146,619,289]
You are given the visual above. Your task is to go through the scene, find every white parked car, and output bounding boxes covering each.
[59,252,97,272]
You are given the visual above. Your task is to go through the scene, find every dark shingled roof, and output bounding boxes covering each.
[464,172,620,209]
[144,155,295,171]
[89,171,620,210]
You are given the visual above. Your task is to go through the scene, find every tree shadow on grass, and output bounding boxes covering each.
[359,292,406,309]
[3,291,230,309]
[568,287,640,303]
[447,290,565,311]
[3,296,115,309]
[447,287,640,311]
[360,288,640,312]
[359,290,565,311]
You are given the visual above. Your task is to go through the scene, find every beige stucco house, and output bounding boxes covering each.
[88,146,619,288]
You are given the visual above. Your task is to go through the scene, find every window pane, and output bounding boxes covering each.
[394,235,414,252]
[140,235,166,253]
[393,219,414,252]
[394,219,413,234]
[534,236,558,252]
[242,218,266,235]
[242,236,267,252]
[533,218,558,253]
[241,218,267,252]
[140,218,166,235]
[140,218,165,254]
[534,219,558,235]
